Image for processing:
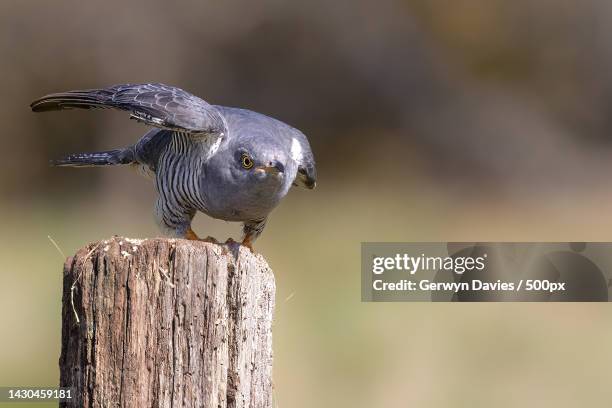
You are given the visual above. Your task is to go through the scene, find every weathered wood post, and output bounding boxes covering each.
[59,237,275,407]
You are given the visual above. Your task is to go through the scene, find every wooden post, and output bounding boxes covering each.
[59,237,275,408]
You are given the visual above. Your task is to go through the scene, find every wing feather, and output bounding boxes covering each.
[30,83,226,136]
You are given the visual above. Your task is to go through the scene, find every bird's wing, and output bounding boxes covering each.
[30,83,226,136]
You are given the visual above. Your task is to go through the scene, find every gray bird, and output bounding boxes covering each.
[31,83,316,250]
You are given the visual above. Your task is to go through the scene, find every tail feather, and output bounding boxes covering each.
[52,148,135,167]
[30,89,113,112]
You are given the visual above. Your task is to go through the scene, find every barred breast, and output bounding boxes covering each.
[153,132,210,234]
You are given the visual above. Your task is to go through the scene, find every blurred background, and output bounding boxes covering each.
[2,0,612,406]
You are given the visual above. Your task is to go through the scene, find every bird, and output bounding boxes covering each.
[30,83,316,251]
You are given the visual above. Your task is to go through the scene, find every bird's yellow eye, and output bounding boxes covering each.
[241,154,254,169]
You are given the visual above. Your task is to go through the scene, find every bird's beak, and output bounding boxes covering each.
[254,165,283,176]
[304,177,316,189]
[296,164,316,189]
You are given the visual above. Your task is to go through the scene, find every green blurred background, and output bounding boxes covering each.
[3,0,612,406]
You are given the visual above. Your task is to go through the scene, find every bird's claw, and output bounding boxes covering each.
[224,237,254,253]
[191,230,254,253]
[185,228,200,241]
[185,228,219,244]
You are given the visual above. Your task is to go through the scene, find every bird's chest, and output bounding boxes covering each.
[200,169,285,222]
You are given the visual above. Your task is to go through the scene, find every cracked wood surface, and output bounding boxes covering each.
[59,237,275,408]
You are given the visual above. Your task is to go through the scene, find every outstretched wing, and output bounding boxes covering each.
[30,83,226,135]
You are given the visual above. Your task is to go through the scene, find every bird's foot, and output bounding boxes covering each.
[185,228,219,244]
[185,228,200,240]
[191,233,254,253]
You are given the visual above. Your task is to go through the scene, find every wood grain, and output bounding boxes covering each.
[59,237,275,408]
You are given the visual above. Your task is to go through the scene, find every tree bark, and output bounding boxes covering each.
[59,237,275,408]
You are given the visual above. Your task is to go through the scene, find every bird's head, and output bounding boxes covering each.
[201,109,316,221]
[202,133,298,220]
[227,128,316,193]
[233,140,288,185]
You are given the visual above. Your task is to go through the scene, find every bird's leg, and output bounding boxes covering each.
[241,234,255,253]
[154,198,219,244]
[240,218,267,253]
